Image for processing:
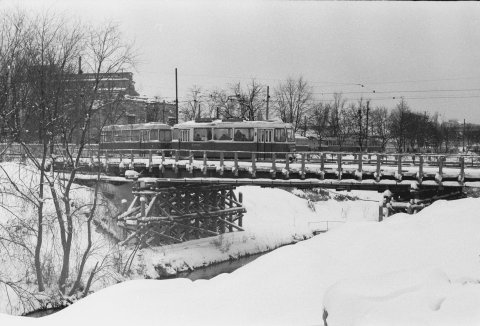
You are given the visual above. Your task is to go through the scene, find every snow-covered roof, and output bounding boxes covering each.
[174,119,293,129]
[103,122,171,131]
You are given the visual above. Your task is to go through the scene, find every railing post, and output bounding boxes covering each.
[220,151,225,176]
[234,152,239,177]
[337,153,342,180]
[251,152,256,178]
[174,150,179,175]
[189,150,194,175]
[301,153,306,179]
[357,153,363,181]
[436,156,444,184]
[160,150,166,174]
[376,154,382,182]
[148,150,153,172]
[203,151,208,175]
[459,156,465,184]
[271,153,277,178]
[418,155,424,183]
[318,152,325,180]
[396,154,402,181]
[285,153,290,179]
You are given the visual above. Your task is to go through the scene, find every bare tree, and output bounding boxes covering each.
[273,76,313,132]
[370,106,391,152]
[230,79,266,121]
[389,99,410,153]
[180,85,203,121]
[308,102,330,149]
[0,9,136,301]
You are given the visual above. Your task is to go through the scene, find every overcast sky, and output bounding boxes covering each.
[3,0,480,123]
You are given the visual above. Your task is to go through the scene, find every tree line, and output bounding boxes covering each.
[181,78,480,153]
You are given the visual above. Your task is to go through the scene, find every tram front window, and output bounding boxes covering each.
[274,128,286,142]
[287,129,295,142]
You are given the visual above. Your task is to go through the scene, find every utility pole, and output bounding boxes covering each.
[463,118,466,152]
[266,85,270,120]
[365,100,370,152]
[358,107,362,151]
[175,68,178,124]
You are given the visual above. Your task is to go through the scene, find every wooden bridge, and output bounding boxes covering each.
[5,147,480,247]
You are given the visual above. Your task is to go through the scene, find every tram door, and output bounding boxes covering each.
[140,130,149,151]
[257,129,274,159]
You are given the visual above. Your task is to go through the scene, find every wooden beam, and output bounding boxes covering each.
[215,216,244,231]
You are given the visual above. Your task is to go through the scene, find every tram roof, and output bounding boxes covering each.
[173,119,293,129]
[103,122,171,131]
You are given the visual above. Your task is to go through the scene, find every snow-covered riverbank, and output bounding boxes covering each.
[3,195,480,325]
[131,186,381,278]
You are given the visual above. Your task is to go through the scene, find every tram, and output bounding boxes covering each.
[99,122,172,152]
[172,118,296,158]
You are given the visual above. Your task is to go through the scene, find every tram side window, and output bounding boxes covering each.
[193,128,212,141]
[106,131,114,142]
[121,130,131,142]
[150,129,159,141]
[213,128,232,141]
[287,129,295,142]
[234,128,254,142]
[101,131,113,143]
[164,130,172,141]
[274,128,286,142]
[131,130,140,142]
[159,130,172,141]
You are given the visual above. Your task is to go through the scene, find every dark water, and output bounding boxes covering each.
[24,307,64,318]
[169,252,263,281]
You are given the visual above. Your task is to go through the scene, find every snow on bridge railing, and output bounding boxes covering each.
[95,149,480,180]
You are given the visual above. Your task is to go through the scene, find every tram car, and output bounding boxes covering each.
[100,122,172,152]
[172,118,296,159]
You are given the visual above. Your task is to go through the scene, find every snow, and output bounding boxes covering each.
[133,186,380,278]
[2,163,480,325]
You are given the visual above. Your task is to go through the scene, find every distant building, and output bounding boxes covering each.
[65,71,139,97]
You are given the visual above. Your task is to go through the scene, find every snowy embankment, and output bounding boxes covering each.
[0,162,123,315]
[15,197,480,325]
[133,186,380,278]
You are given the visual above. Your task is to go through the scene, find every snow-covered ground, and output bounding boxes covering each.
[2,164,480,325]
[132,187,380,278]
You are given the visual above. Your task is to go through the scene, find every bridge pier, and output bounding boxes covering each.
[116,182,246,247]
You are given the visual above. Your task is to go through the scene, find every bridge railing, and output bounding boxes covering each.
[96,148,480,168]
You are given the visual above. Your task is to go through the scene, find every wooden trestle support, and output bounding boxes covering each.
[117,183,246,247]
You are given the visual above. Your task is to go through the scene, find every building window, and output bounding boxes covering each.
[127,115,136,124]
